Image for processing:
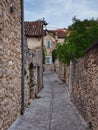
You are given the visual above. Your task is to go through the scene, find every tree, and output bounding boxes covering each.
[67,17,98,58]
[52,49,57,63]
[54,17,98,64]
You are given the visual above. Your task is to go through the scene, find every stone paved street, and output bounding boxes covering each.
[8,72,87,130]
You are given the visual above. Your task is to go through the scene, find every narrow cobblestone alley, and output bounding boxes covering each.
[8,72,87,130]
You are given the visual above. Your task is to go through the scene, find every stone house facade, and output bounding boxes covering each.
[43,29,66,71]
[43,32,56,71]
[0,2,47,130]
[0,0,22,129]
[24,21,43,98]
[47,28,67,43]
[55,41,98,130]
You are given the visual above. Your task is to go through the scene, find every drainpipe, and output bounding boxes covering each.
[41,19,48,88]
[41,22,44,88]
[21,0,24,115]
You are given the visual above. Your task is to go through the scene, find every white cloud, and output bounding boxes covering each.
[24,0,98,28]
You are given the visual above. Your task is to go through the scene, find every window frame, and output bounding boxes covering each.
[46,39,51,48]
[46,56,52,64]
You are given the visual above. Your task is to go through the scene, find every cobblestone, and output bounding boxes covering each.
[8,72,87,130]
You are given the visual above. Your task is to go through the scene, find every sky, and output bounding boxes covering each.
[24,0,98,29]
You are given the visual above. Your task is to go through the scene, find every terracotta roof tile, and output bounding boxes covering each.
[56,29,66,38]
[24,21,43,37]
[46,28,67,38]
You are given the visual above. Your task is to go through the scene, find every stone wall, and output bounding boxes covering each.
[54,60,66,81]
[0,0,21,129]
[30,48,43,91]
[24,37,40,106]
[55,42,98,130]
[24,37,42,104]
[24,38,30,106]
[70,43,98,130]
[26,37,43,90]
[43,64,54,72]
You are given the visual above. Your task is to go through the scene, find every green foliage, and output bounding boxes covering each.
[52,49,57,63]
[42,48,46,64]
[54,17,98,64]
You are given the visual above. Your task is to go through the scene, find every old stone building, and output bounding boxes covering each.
[43,29,66,71]
[0,3,47,128]
[0,0,22,129]
[47,28,67,43]
[43,32,56,71]
[24,21,44,99]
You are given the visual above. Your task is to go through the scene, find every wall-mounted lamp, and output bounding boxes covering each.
[42,18,48,29]
[10,3,14,13]
[10,0,15,13]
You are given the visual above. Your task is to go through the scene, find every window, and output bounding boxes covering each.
[46,56,52,64]
[46,39,51,48]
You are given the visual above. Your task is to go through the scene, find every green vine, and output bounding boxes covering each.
[42,48,46,64]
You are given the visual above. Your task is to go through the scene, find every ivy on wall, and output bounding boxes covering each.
[42,48,46,64]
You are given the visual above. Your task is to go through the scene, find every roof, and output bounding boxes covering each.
[45,28,67,38]
[24,21,43,37]
[56,28,66,38]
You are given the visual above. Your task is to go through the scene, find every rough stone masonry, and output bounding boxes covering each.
[55,41,98,130]
[0,0,22,129]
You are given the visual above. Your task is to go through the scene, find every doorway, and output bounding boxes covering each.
[29,63,34,99]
